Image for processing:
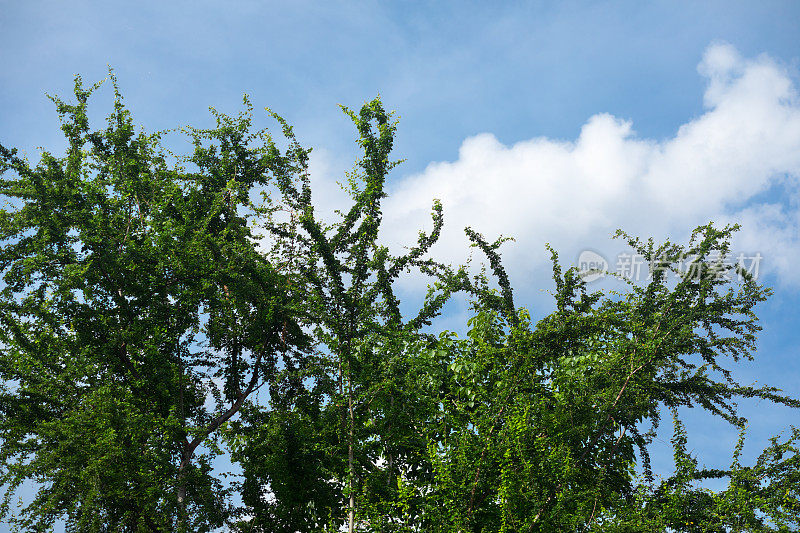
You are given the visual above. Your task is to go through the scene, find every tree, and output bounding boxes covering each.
[225,98,474,532]
[402,225,800,531]
[0,75,305,531]
[1,76,798,532]
[224,97,800,531]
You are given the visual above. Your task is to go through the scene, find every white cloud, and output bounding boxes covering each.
[380,43,800,295]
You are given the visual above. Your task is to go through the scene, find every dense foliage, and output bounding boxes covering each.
[1,77,798,532]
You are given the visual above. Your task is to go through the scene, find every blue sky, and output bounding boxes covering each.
[2,0,800,527]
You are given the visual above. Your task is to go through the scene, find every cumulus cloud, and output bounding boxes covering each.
[380,43,800,295]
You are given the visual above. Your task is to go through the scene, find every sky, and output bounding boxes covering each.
[2,0,800,527]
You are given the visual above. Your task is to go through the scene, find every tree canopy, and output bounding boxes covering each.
[1,76,798,532]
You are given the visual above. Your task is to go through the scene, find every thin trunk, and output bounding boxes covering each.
[176,351,262,531]
[176,451,190,532]
[387,395,394,489]
[339,352,344,432]
[348,365,355,533]
[177,362,187,531]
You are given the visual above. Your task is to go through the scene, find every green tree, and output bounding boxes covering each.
[407,224,800,531]
[225,98,473,532]
[0,76,305,531]
[2,76,798,532]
